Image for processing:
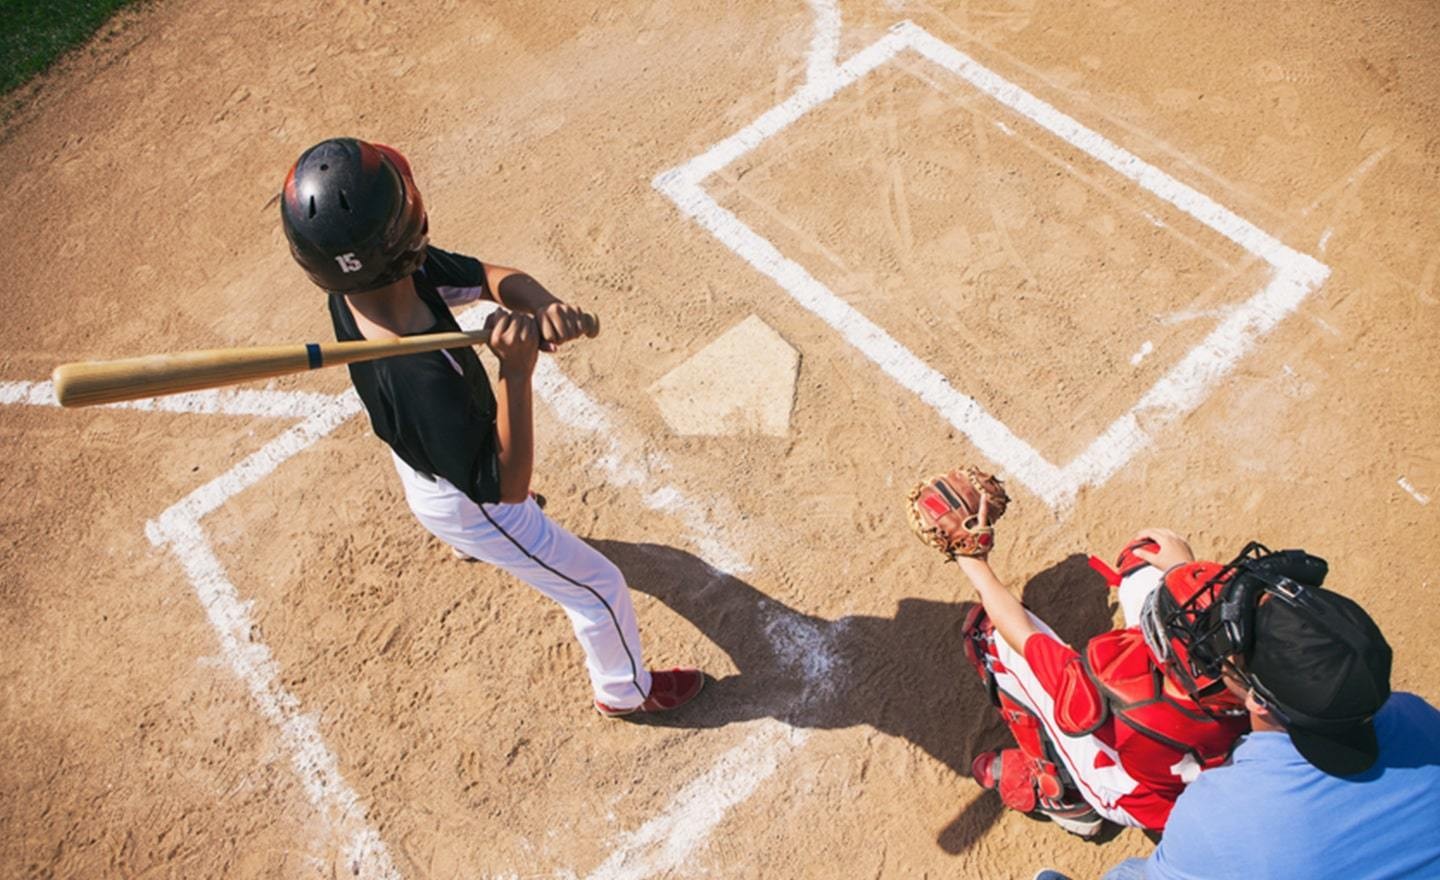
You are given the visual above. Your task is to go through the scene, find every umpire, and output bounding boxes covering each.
[1098,538,1440,880]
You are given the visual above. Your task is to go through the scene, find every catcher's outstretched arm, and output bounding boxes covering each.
[956,556,1041,653]
[907,464,1034,647]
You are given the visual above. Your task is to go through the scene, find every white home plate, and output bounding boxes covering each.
[649,315,799,437]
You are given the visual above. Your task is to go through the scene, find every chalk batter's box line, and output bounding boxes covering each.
[654,21,1330,510]
[144,395,403,878]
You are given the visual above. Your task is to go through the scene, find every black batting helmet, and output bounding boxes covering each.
[281,137,428,293]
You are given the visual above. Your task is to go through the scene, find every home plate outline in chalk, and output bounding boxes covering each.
[654,21,1330,510]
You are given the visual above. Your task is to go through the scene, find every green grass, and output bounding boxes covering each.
[0,0,142,94]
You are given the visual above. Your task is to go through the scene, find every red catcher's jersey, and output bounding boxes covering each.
[1024,629,1250,830]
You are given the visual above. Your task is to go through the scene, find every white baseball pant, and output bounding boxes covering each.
[391,450,653,709]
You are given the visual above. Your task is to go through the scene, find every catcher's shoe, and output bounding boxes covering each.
[973,749,1046,813]
[1037,800,1104,839]
[595,667,705,718]
[972,750,1103,839]
[971,749,1005,791]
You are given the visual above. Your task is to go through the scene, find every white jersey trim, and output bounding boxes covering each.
[437,284,488,307]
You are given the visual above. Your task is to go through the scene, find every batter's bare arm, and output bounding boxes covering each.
[488,311,539,503]
[486,265,597,350]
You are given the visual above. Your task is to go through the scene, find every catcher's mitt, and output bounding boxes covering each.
[907,466,1010,560]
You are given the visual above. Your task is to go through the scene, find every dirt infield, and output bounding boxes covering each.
[3,1,1438,877]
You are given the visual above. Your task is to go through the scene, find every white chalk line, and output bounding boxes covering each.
[804,0,840,85]
[587,723,808,880]
[132,388,398,878]
[1398,477,1431,506]
[147,513,398,878]
[151,395,363,527]
[654,19,1330,510]
[0,380,337,419]
[7,367,398,879]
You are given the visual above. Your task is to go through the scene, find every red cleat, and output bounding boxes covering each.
[595,667,706,718]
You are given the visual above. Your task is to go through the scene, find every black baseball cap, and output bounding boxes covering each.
[1245,586,1392,777]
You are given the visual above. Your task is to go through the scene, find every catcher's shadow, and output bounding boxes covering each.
[590,540,1114,855]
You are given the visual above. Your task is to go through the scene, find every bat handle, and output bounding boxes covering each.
[538,311,600,350]
[545,309,600,339]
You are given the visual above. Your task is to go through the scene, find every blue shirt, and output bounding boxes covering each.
[1147,692,1440,880]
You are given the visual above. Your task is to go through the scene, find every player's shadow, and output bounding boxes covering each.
[589,540,1116,855]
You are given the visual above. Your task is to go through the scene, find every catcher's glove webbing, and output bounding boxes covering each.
[907,466,1010,560]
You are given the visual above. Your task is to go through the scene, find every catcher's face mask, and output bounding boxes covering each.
[1139,561,1231,700]
[1147,543,1330,696]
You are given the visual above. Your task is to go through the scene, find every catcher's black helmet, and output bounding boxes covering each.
[281,137,428,293]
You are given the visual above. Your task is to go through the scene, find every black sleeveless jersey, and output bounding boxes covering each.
[328,246,502,505]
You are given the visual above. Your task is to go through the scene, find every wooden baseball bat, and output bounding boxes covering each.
[53,313,598,408]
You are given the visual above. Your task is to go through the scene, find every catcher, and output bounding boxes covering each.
[907,467,1251,836]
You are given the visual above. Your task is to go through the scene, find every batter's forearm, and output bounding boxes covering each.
[957,557,1040,654]
[488,266,561,314]
[492,370,535,503]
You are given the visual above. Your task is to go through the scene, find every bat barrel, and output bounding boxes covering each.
[52,345,321,408]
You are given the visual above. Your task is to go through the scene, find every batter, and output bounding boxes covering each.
[279,136,705,717]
